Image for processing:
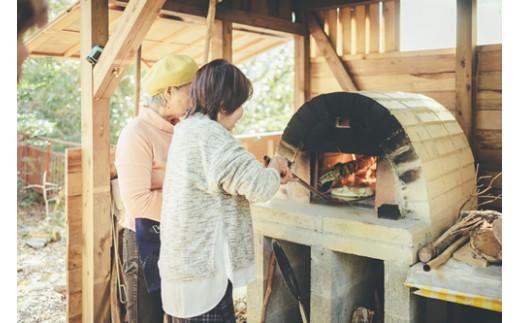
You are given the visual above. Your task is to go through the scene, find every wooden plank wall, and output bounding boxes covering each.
[65,148,82,323]
[65,148,117,323]
[475,44,502,210]
[310,44,502,210]
[311,0,400,58]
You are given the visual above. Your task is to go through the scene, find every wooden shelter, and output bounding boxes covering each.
[26,0,501,322]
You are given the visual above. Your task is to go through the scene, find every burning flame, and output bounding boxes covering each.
[320,153,377,191]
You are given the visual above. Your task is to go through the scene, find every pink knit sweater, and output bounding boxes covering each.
[115,107,174,231]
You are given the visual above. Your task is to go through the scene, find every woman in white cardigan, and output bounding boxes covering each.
[158,59,292,322]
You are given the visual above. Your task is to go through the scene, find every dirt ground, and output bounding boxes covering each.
[17,205,67,323]
[17,204,248,323]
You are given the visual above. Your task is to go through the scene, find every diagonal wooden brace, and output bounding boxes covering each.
[93,0,166,99]
[307,12,358,91]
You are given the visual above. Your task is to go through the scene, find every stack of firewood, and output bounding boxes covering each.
[419,210,502,271]
[418,170,502,271]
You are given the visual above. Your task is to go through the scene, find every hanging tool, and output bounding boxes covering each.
[271,239,309,323]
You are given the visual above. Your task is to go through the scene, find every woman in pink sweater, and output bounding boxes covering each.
[115,54,198,323]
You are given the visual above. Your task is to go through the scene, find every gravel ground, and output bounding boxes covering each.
[17,205,66,323]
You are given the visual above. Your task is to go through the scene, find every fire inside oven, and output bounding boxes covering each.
[311,152,378,206]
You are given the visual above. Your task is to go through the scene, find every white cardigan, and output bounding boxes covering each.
[158,113,280,285]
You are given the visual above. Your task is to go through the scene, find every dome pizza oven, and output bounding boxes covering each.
[277,91,477,223]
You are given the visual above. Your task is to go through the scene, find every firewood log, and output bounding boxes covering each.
[419,211,495,263]
[351,307,375,323]
[419,233,463,263]
[492,217,502,244]
[423,236,468,271]
[470,221,502,263]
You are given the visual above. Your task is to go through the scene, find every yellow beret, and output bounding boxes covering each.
[142,54,198,96]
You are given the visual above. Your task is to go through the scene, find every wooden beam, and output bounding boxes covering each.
[456,0,476,139]
[80,0,111,322]
[203,0,218,64]
[308,13,358,91]
[301,0,381,11]
[294,32,310,110]
[93,0,166,99]
[112,0,305,36]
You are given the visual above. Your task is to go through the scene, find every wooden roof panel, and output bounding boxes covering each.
[27,2,290,65]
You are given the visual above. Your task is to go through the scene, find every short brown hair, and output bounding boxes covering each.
[188,59,253,120]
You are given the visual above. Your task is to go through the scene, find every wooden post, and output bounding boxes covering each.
[325,9,338,53]
[135,45,142,116]
[65,148,83,323]
[80,0,111,322]
[383,0,400,52]
[294,32,310,110]
[211,20,233,62]
[456,0,477,140]
[308,13,358,91]
[354,5,366,55]
[368,2,380,53]
[339,6,352,56]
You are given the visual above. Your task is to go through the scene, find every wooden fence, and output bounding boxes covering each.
[17,142,65,190]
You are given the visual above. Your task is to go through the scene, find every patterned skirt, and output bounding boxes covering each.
[170,281,235,323]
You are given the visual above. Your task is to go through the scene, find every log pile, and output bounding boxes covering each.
[419,210,502,271]
[418,170,502,271]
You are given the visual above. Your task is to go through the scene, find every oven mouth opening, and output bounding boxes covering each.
[311,152,378,207]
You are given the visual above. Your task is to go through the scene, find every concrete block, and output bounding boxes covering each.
[247,234,273,322]
[311,247,383,323]
[384,261,420,323]
[249,237,310,323]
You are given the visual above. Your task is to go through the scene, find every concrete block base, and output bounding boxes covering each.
[310,246,383,323]
[248,235,310,323]
[384,261,421,323]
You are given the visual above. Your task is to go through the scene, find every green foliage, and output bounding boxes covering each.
[17,58,80,145]
[17,57,137,149]
[49,0,76,19]
[235,41,294,135]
